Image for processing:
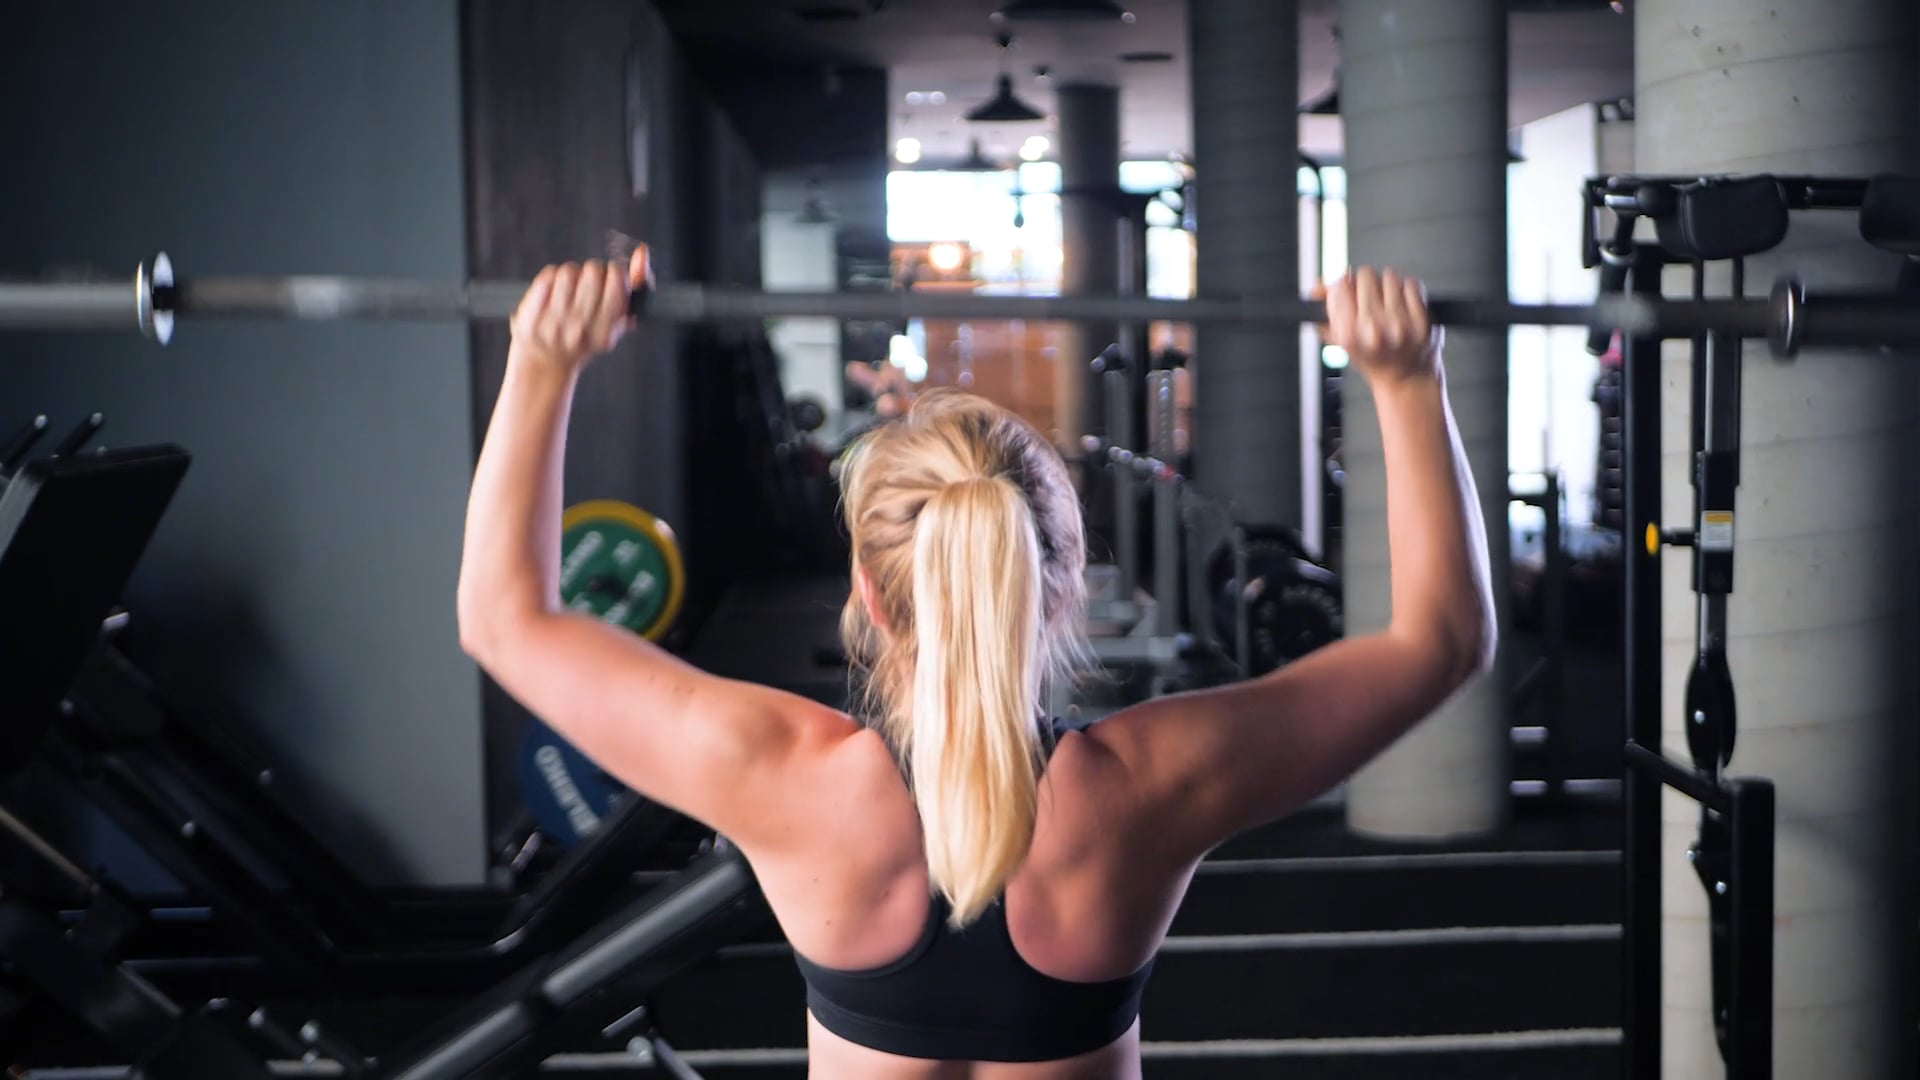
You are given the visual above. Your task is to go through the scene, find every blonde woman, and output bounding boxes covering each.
[458,251,1495,1078]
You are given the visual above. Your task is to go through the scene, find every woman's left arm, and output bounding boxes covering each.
[456,254,838,843]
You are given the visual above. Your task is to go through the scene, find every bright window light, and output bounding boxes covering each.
[928,242,967,273]
[889,334,928,382]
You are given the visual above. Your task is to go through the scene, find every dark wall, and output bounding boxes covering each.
[0,2,480,887]
[463,0,766,846]
[694,64,892,265]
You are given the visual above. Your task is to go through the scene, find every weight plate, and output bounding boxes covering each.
[1208,524,1344,676]
[517,717,625,846]
[558,500,685,641]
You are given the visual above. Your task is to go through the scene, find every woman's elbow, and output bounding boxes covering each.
[1447,605,1499,687]
[456,588,514,662]
[1460,621,1498,683]
[457,611,497,662]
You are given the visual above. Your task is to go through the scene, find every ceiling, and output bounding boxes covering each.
[656,0,1635,165]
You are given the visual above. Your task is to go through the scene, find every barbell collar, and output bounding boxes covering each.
[1769,276,1804,358]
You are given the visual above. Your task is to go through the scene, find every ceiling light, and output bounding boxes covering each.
[895,137,922,164]
[928,90,948,104]
[905,91,926,105]
[1020,135,1049,161]
[967,75,1045,123]
[968,33,1046,124]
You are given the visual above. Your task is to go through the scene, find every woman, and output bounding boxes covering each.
[457,250,1495,1078]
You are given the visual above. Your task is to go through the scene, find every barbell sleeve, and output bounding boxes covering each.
[0,282,144,331]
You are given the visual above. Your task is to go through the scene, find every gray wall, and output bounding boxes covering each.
[0,2,482,887]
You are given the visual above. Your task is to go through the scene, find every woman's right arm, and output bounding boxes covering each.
[1095,267,1496,864]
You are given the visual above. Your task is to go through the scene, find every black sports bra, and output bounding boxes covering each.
[790,717,1155,1062]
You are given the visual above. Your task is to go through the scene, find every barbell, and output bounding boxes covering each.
[2,252,1917,358]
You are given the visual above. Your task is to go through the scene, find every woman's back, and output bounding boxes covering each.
[744,721,1189,1080]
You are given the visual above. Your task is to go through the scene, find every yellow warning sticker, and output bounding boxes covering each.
[1700,510,1735,552]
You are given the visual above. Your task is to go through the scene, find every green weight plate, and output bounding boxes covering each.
[558,500,685,641]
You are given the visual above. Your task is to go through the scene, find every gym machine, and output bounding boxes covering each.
[0,430,763,1078]
[0,442,278,1077]
[1592,172,1916,1080]
[4,437,693,986]
[1072,357,1344,704]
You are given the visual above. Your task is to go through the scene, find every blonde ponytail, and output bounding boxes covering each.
[837,389,1088,929]
[908,476,1046,926]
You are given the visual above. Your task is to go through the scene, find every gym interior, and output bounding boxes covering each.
[2,1,1917,1078]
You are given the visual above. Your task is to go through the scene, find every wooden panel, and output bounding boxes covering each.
[463,0,762,846]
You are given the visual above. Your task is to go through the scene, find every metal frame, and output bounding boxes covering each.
[1620,242,1668,1080]
[1599,171,1889,1080]
[1508,470,1567,796]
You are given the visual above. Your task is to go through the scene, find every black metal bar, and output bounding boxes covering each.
[1793,290,1920,349]
[1,413,49,472]
[0,800,94,894]
[40,731,338,982]
[0,278,1764,334]
[1621,243,1667,1080]
[1231,524,1252,677]
[1541,470,1565,797]
[1726,778,1775,1078]
[1100,358,1141,603]
[1624,741,1732,814]
[1589,175,1872,212]
[1147,371,1181,638]
[375,849,759,1080]
[52,411,104,458]
[17,265,1920,357]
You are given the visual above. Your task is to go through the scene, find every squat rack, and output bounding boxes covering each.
[1593,172,1912,1080]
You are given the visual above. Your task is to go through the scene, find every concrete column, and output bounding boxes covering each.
[1055,82,1121,449]
[1187,0,1300,525]
[1340,0,1510,840]
[1637,2,1919,1076]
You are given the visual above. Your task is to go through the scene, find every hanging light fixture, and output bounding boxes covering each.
[967,35,1045,124]
[1301,23,1341,116]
